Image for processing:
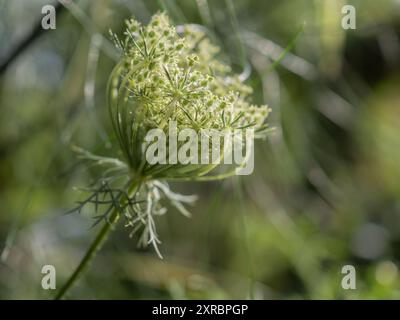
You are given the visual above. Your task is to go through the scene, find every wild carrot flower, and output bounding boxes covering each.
[74,12,270,258]
[56,11,271,300]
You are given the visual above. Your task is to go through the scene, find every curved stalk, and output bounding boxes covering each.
[55,180,141,300]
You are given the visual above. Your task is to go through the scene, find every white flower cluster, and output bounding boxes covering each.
[108,13,271,179]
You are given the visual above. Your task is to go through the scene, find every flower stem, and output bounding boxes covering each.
[55,180,141,300]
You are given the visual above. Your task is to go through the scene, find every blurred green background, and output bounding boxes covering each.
[1,0,400,299]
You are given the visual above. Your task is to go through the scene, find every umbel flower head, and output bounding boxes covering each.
[108,12,270,180]
[73,13,271,257]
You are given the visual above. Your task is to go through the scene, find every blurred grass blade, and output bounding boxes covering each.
[268,23,305,72]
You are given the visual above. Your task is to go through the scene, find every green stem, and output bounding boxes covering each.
[55,180,141,300]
